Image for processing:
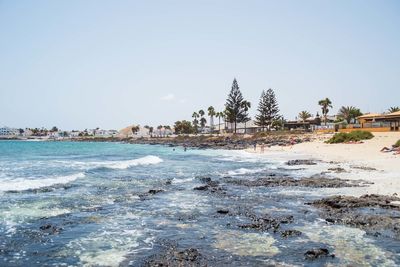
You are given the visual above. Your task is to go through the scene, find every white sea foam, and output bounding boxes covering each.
[102,155,163,169]
[60,155,164,170]
[226,167,266,176]
[0,172,85,192]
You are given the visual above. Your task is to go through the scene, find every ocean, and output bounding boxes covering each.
[0,140,398,266]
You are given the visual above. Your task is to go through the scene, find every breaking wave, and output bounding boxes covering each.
[0,173,85,192]
[100,155,163,170]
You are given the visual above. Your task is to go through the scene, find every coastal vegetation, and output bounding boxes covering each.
[255,89,280,131]
[394,139,400,147]
[224,78,251,133]
[318,98,333,125]
[298,111,312,128]
[337,106,363,124]
[174,120,194,134]
[388,106,400,113]
[325,130,374,144]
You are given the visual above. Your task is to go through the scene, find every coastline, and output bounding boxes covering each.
[246,132,400,196]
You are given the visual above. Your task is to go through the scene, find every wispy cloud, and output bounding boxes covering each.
[161,93,175,101]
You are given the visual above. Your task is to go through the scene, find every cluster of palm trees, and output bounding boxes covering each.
[191,110,206,133]
[191,106,232,134]
[299,99,399,128]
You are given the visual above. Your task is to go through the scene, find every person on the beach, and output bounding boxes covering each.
[380,146,399,153]
[253,142,257,151]
[183,144,187,152]
[380,146,393,152]
[261,143,265,153]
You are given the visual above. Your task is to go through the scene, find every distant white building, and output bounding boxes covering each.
[0,126,19,136]
[69,131,81,138]
[94,129,119,137]
[22,128,33,137]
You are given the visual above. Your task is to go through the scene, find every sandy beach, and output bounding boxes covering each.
[247,132,400,196]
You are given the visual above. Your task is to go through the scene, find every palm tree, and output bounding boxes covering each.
[208,106,216,133]
[241,100,251,134]
[200,117,207,131]
[224,108,231,132]
[192,112,199,134]
[198,109,205,117]
[388,106,400,113]
[215,112,222,134]
[298,111,312,129]
[318,98,333,125]
[337,106,358,123]
[198,110,206,132]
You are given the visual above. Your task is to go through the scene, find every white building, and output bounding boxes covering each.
[0,126,19,136]
[94,129,119,137]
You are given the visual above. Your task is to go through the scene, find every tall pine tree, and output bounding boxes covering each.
[255,88,280,131]
[225,78,247,133]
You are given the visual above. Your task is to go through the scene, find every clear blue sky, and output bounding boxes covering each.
[1,0,399,130]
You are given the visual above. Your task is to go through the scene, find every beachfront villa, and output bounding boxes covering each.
[355,111,400,132]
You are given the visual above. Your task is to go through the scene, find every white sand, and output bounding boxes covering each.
[246,132,400,196]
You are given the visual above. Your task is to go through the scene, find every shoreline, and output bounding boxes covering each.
[245,131,400,196]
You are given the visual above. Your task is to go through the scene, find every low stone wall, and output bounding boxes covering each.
[338,127,391,133]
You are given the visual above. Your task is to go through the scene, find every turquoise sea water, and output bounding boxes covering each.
[0,141,399,266]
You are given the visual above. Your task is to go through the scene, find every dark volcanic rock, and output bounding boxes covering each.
[217,209,229,215]
[287,159,317,166]
[310,194,400,238]
[148,189,165,195]
[327,167,347,173]
[304,248,334,260]
[239,214,294,232]
[193,178,225,194]
[39,224,62,235]
[311,194,400,210]
[193,185,209,191]
[139,189,166,200]
[230,177,366,188]
[281,229,302,238]
[350,165,377,171]
[144,247,205,267]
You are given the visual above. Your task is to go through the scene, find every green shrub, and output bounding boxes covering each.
[394,139,400,148]
[326,130,374,144]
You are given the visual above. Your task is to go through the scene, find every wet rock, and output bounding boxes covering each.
[351,165,377,171]
[304,248,334,260]
[311,194,400,210]
[144,247,205,267]
[327,167,347,173]
[39,224,62,235]
[175,248,201,262]
[148,189,165,195]
[193,185,209,191]
[281,229,302,238]
[239,215,294,232]
[217,209,229,215]
[310,194,400,238]
[287,159,317,166]
[138,189,165,200]
[193,178,225,194]
[230,177,366,188]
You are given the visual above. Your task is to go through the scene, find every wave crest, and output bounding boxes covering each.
[0,173,85,192]
[103,155,163,170]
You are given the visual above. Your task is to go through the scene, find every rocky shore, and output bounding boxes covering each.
[125,133,314,150]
